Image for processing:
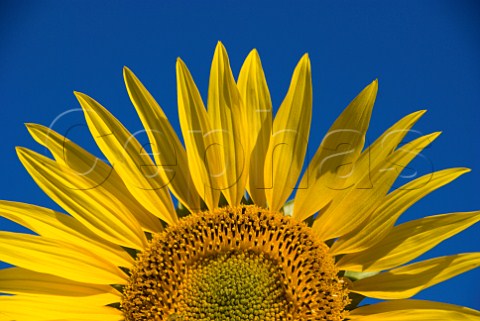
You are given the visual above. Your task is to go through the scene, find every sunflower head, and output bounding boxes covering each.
[0,42,479,321]
[122,206,349,320]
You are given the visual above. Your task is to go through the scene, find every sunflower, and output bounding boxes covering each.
[0,42,479,321]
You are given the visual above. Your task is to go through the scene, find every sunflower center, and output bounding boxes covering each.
[122,205,349,321]
[176,251,288,320]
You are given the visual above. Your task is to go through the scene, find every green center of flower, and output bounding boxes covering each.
[121,205,349,321]
[174,251,289,320]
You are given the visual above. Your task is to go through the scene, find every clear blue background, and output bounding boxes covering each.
[1,0,479,310]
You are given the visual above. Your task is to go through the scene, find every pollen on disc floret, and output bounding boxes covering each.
[122,205,349,321]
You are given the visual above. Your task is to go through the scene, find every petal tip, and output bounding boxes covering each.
[367,79,379,93]
[176,57,186,68]
[15,146,28,158]
[301,53,310,63]
[427,131,442,142]
[73,91,86,101]
[24,122,36,130]
[24,123,39,137]
[461,167,472,174]
[216,40,226,50]
[297,53,311,74]
[248,48,260,61]
[123,65,133,76]
[213,41,230,65]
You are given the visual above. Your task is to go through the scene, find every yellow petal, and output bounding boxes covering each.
[325,110,426,208]
[337,211,480,272]
[264,54,312,211]
[349,299,480,321]
[294,80,378,221]
[0,267,120,297]
[17,147,148,250]
[354,110,427,179]
[320,109,426,216]
[0,294,122,321]
[237,49,272,207]
[176,58,221,210]
[75,92,177,224]
[0,201,133,267]
[124,67,201,211]
[351,253,480,299]
[313,132,441,241]
[331,168,470,255]
[0,232,127,284]
[207,42,248,206]
[26,123,163,233]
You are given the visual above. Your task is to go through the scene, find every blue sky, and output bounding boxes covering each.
[1,0,479,309]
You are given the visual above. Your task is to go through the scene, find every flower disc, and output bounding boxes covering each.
[122,205,349,320]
